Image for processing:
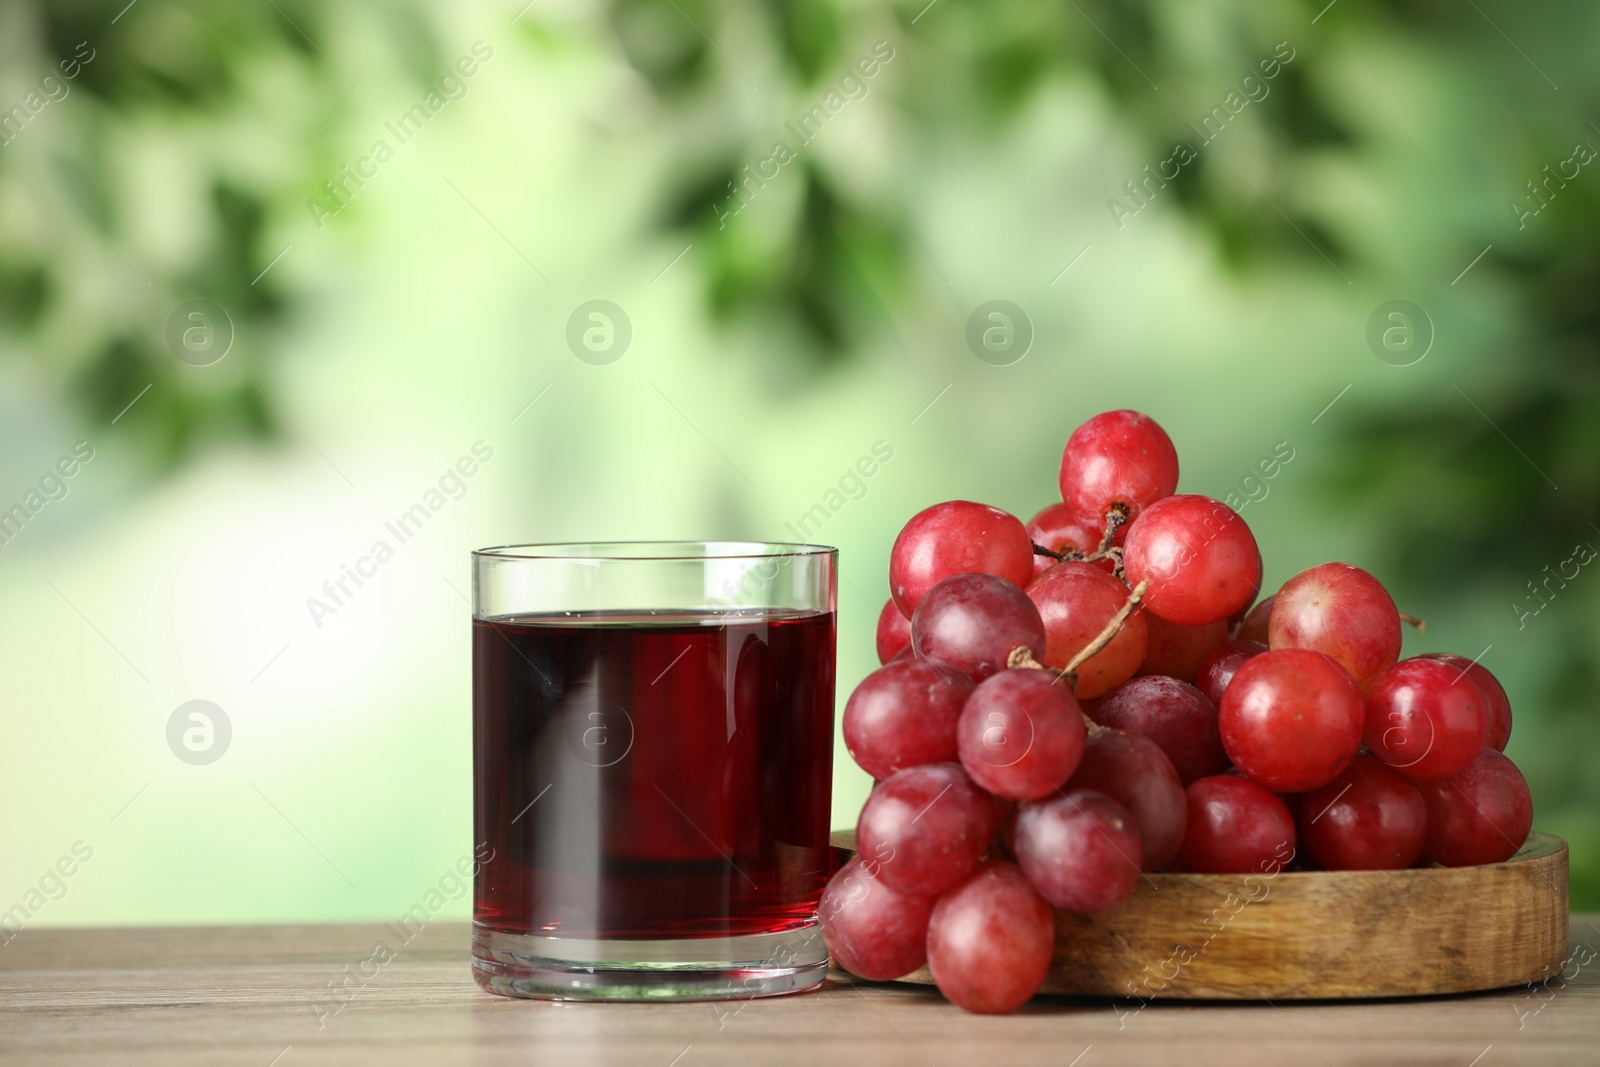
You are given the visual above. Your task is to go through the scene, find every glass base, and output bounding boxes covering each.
[472,923,829,1001]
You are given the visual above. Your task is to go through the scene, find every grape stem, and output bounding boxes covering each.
[1081,543,1125,575]
[1006,646,1105,730]
[1399,612,1427,634]
[1031,541,1073,562]
[1004,578,1149,720]
[1034,539,1126,580]
[1097,504,1130,554]
[1011,643,1049,668]
[1064,578,1148,676]
[1008,646,1053,673]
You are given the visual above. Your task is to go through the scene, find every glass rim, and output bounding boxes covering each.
[471,540,838,562]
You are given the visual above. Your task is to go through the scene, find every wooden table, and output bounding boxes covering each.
[3,920,1596,1066]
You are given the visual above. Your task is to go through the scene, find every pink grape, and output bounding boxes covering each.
[843,659,974,780]
[1298,755,1427,871]
[1123,494,1262,626]
[820,855,936,980]
[1058,409,1179,530]
[1413,749,1533,866]
[1066,727,1186,869]
[855,763,994,896]
[1363,657,1487,779]
[956,668,1086,800]
[1178,775,1297,874]
[1026,562,1148,699]
[875,598,912,664]
[1136,614,1228,683]
[1235,593,1275,644]
[1026,502,1114,578]
[925,860,1055,1014]
[1227,552,1264,629]
[1087,675,1228,784]
[889,501,1035,616]
[1195,638,1267,709]
[1420,653,1512,751]
[1269,562,1401,688]
[1013,789,1142,914]
[1219,648,1364,792]
[913,572,1047,681]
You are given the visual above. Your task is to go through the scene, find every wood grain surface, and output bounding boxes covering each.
[831,830,1571,999]
[2,918,1597,1066]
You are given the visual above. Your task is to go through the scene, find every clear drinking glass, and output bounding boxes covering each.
[471,542,837,1000]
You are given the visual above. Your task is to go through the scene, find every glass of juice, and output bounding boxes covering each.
[471,541,837,1000]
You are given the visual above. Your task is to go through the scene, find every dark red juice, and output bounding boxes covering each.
[473,609,835,940]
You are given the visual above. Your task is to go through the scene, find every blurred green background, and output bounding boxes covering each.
[3,0,1596,927]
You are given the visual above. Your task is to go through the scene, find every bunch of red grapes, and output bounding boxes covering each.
[821,410,1533,1014]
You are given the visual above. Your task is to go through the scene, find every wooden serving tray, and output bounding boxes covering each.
[828,829,1569,999]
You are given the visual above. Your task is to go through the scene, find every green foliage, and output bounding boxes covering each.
[602,0,1600,905]
[3,0,1596,904]
[0,1,437,467]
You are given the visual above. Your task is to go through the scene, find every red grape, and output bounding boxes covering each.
[1195,638,1267,709]
[1026,562,1148,699]
[925,860,1054,1014]
[1058,409,1179,530]
[856,763,994,896]
[1413,749,1533,866]
[1136,614,1228,683]
[1269,562,1401,688]
[1218,649,1364,792]
[1235,593,1275,644]
[1298,755,1427,870]
[1026,503,1114,577]
[833,407,1555,1014]
[1420,653,1513,751]
[820,855,936,980]
[912,573,1046,681]
[1227,551,1264,628]
[875,598,912,664]
[957,668,1086,800]
[1363,657,1488,779]
[844,659,974,780]
[1123,494,1262,626]
[1066,728,1187,869]
[1087,675,1228,784]
[1178,775,1297,874]
[889,501,1035,616]
[1013,789,1142,914]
